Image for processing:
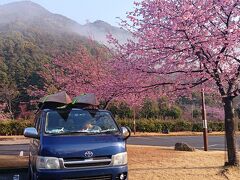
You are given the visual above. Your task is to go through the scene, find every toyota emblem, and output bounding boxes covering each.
[84,151,93,158]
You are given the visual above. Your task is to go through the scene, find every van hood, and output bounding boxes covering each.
[40,135,126,158]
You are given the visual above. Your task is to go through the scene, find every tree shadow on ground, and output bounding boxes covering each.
[129,165,222,171]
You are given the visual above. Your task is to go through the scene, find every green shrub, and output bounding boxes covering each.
[192,123,202,132]
[166,106,182,119]
[160,121,175,132]
[0,118,230,135]
[173,121,192,131]
[140,100,159,119]
[153,121,162,132]
[208,122,225,131]
[108,102,133,118]
[192,109,201,118]
[117,118,227,133]
[0,120,33,136]
[159,106,182,119]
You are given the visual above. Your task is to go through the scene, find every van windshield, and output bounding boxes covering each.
[45,109,119,135]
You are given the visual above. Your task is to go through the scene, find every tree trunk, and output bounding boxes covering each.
[223,97,239,166]
[103,99,111,110]
[7,100,14,120]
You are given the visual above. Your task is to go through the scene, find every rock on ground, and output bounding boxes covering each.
[175,142,195,151]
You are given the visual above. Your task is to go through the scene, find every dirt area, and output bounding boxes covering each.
[128,145,240,180]
[0,135,26,140]
[0,135,26,142]
[0,136,29,144]
[0,145,239,180]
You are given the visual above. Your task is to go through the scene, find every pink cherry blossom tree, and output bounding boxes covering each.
[44,44,157,108]
[109,0,240,166]
[42,45,110,102]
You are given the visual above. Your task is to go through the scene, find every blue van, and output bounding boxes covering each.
[24,107,131,180]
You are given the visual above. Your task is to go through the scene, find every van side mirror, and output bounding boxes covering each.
[24,127,39,139]
[121,126,131,140]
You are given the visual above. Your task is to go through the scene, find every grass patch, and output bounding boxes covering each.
[127,145,240,180]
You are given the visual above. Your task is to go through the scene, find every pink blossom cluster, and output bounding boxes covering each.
[41,45,159,107]
[206,106,225,121]
[108,0,240,101]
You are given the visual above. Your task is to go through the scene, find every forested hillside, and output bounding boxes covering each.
[0,1,109,117]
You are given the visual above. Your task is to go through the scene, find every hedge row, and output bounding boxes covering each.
[117,119,232,132]
[0,119,238,135]
[0,120,33,135]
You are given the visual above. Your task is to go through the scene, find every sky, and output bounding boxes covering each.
[0,0,138,27]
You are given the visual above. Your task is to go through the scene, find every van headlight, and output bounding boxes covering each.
[112,152,127,166]
[36,156,60,170]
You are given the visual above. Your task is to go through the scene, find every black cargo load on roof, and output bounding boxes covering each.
[38,91,72,109]
[72,93,99,108]
[38,92,99,110]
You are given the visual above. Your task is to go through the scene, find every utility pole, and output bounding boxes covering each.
[200,62,208,151]
[191,102,194,120]
[201,88,208,151]
[133,107,136,135]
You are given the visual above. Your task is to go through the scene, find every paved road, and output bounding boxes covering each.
[0,144,29,156]
[127,135,239,150]
[1,136,239,156]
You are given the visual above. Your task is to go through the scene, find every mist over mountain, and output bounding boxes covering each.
[0,1,132,46]
[76,20,132,45]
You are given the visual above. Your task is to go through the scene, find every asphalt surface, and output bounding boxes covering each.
[0,144,29,156]
[1,135,239,156]
[127,135,238,150]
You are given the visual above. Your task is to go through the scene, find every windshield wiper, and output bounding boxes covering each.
[59,131,89,135]
[87,129,119,135]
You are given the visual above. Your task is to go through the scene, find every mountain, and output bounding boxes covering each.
[76,20,132,46]
[0,1,132,46]
[0,1,80,35]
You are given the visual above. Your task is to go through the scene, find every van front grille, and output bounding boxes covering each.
[63,157,112,168]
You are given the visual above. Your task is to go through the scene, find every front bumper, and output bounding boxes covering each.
[35,165,128,180]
